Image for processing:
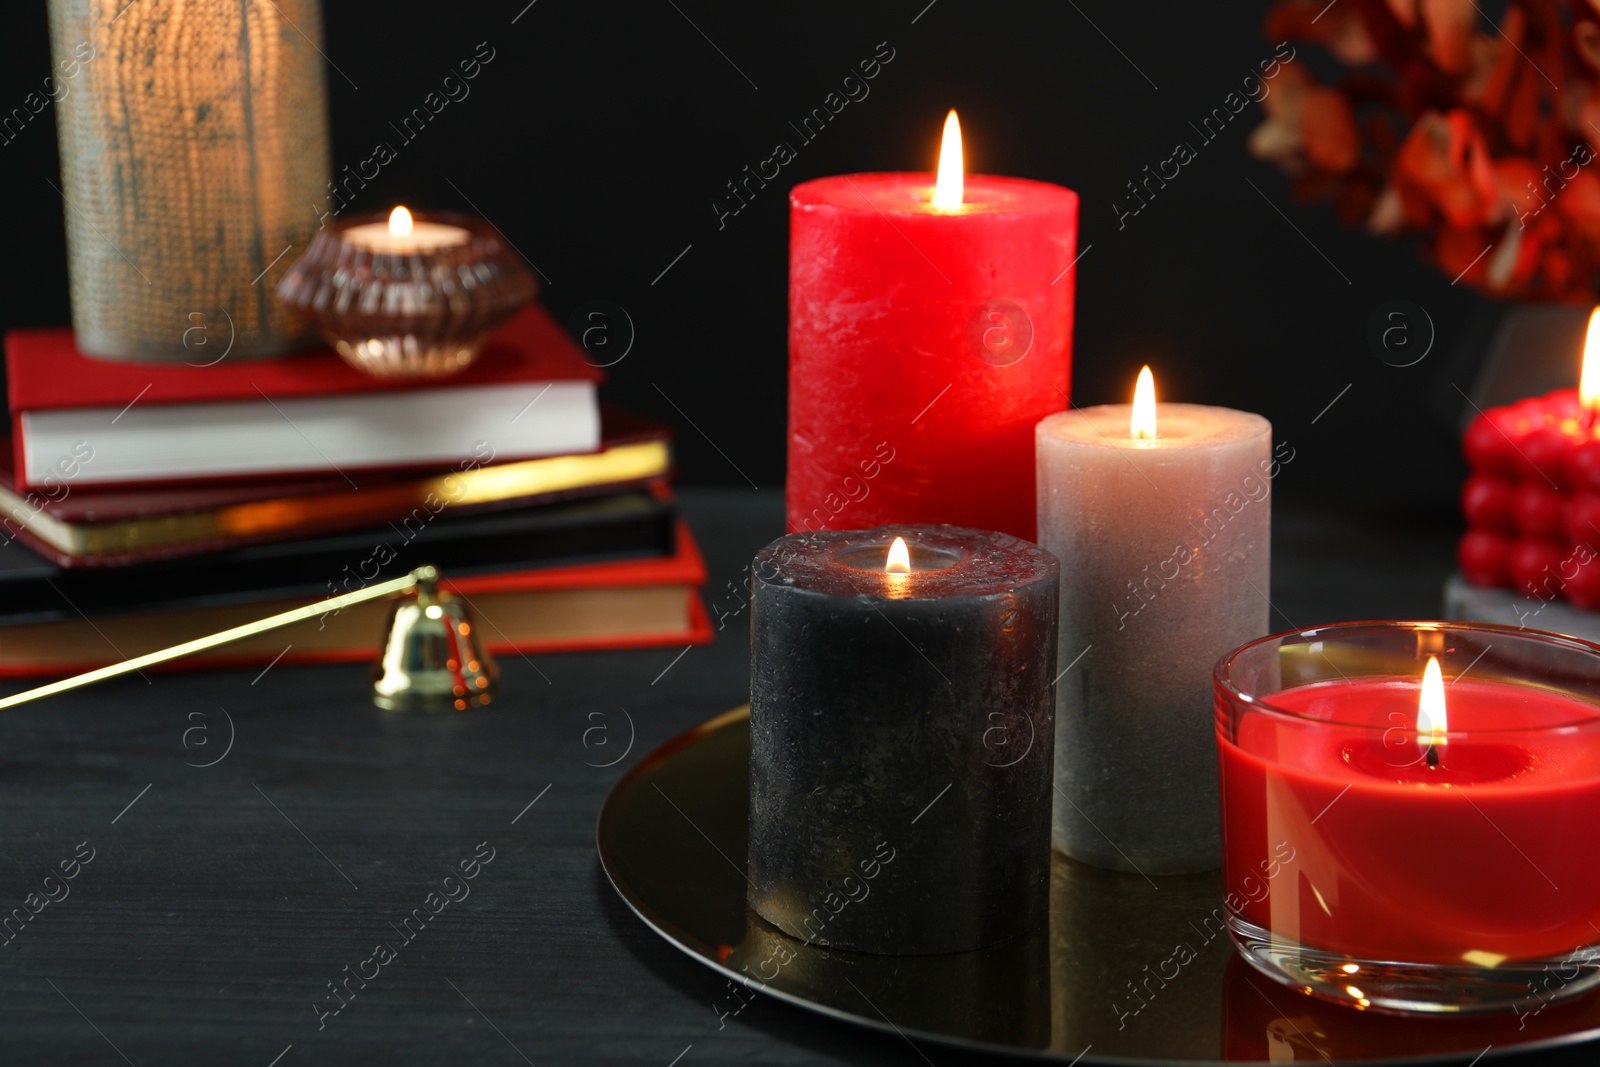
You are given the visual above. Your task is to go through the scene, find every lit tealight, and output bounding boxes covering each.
[389,205,415,238]
[342,205,471,254]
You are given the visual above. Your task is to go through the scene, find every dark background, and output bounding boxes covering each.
[0,0,1517,512]
[0,8,1591,1064]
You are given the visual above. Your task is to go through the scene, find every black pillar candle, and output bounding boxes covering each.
[748,524,1058,954]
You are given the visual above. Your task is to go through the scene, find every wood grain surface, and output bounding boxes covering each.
[0,490,1575,1066]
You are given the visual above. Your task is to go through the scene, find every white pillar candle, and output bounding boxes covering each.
[1036,369,1274,874]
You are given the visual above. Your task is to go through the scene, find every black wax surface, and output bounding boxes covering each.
[748,524,1058,955]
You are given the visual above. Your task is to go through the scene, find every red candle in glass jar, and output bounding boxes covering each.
[1223,678,1600,964]
[787,112,1078,542]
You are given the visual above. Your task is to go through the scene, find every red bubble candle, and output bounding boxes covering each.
[1216,622,1600,1015]
[787,112,1078,541]
[1459,307,1600,606]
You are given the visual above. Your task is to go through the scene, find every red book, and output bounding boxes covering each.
[0,521,712,677]
[5,306,604,490]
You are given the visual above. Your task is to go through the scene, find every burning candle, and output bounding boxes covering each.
[341,206,472,254]
[1036,369,1274,874]
[1458,307,1600,604]
[787,112,1079,541]
[277,206,534,378]
[1216,621,1600,1014]
[747,524,1058,954]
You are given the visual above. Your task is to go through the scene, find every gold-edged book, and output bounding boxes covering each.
[0,522,713,681]
[0,408,671,567]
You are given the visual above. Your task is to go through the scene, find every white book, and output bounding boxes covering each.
[22,381,599,486]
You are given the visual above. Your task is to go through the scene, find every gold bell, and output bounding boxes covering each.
[0,564,502,715]
[371,565,499,712]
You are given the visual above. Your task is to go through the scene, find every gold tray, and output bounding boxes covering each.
[596,707,1600,1063]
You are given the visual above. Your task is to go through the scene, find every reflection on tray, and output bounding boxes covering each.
[1052,854,1228,1058]
[1223,955,1600,1062]
[599,707,1600,1063]
[725,908,1050,1048]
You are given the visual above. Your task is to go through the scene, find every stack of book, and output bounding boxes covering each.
[0,307,710,676]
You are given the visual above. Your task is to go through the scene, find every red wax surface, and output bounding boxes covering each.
[1457,528,1512,586]
[1460,389,1599,600]
[787,173,1077,541]
[1461,473,1515,531]
[1574,439,1600,489]
[1513,482,1568,537]
[1219,677,1600,963]
[1571,552,1600,609]
[1509,537,1567,597]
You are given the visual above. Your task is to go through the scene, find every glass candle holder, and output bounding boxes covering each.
[276,210,536,379]
[1215,621,1600,1015]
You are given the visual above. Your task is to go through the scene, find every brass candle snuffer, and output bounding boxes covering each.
[0,565,499,713]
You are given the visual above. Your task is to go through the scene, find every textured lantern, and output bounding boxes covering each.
[46,0,331,361]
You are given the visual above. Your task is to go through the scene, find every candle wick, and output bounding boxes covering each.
[1425,744,1440,768]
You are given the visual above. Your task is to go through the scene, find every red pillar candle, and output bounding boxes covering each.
[787,112,1078,541]
[1216,622,1600,1015]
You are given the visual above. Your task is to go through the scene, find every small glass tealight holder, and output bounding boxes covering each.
[277,207,536,379]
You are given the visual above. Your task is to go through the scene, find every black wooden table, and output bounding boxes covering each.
[0,490,1578,1066]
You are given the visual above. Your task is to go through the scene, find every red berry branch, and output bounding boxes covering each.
[1253,0,1600,300]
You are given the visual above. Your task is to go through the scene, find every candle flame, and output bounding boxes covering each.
[932,110,964,211]
[1131,366,1157,440]
[1417,656,1448,759]
[1582,306,1600,413]
[885,536,911,574]
[389,206,414,238]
